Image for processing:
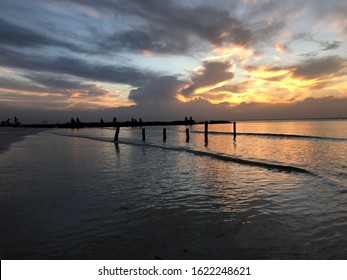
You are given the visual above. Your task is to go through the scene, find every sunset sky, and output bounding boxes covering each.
[1,0,347,123]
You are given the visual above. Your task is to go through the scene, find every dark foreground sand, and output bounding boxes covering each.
[0,127,49,153]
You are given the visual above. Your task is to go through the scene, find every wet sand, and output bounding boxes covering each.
[0,127,48,153]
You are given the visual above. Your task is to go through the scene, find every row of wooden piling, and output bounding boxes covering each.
[114,121,237,143]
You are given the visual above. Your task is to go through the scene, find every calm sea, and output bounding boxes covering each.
[0,119,346,259]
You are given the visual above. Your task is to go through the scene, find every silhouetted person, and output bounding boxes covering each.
[100,118,104,124]
[71,118,76,124]
[14,116,19,127]
[189,116,195,125]
[113,117,117,123]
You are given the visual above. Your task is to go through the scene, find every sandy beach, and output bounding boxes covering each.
[0,127,48,153]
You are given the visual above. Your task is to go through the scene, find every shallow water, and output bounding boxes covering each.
[0,120,346,259]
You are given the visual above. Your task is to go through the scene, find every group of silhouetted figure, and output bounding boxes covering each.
[69,116,147,128]
[0,115,196,128]
[68,116,120,128]
[130,117,143,126]
[1,117,20,127]
[185,116,195,125]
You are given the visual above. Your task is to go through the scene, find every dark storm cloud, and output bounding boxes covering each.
[28,74,110,97]
[0,47,155,86]
[27,74,86,90]
[77,0,254,54]
[128,76,185,105]
[293,55,346,79]
[0,77,50,94]
[0,73,85,95]
[159,4,253,46]
[104,28,190,54]
[0,18,87,53]
[182,60,235,96]
[0,0,304,58]
[0,75,108,97]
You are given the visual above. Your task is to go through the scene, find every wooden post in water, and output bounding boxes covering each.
[163,128,167,142]
[114,126,120,142]
[186,128,190,143]
[204,121,208,144]
[142,128,146,141]
[233,121,237,139]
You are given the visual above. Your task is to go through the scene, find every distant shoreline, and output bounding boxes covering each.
[12,120,231,129]
[1,117,346,129]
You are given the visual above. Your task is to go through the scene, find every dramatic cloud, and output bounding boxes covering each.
[293,56,346,79]
[246,55,347,81]
[104,28,191,54]
[0,77,52,94]
[0,47,155,86]
[75,0,254,52]
[181,60,235,97]
[0,18,92,54]
[1,0,347,122]
[129,76,185,105]
[27,74,87,90]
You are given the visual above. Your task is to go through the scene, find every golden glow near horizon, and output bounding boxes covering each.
[174,43,347,105]
[1,0,347,121]
[195,80,231,94]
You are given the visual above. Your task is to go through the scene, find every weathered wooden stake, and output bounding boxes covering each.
[204,121,208,144]
[233,121,237,139]
[163,128,167,142]
[186,128,190,142]
[142,128,146,141]
[114,125,120,142]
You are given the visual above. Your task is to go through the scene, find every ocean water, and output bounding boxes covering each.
[0,119,346,259]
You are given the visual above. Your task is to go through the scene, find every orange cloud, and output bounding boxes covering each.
[142,50,155,57]
[180,56,347,106]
